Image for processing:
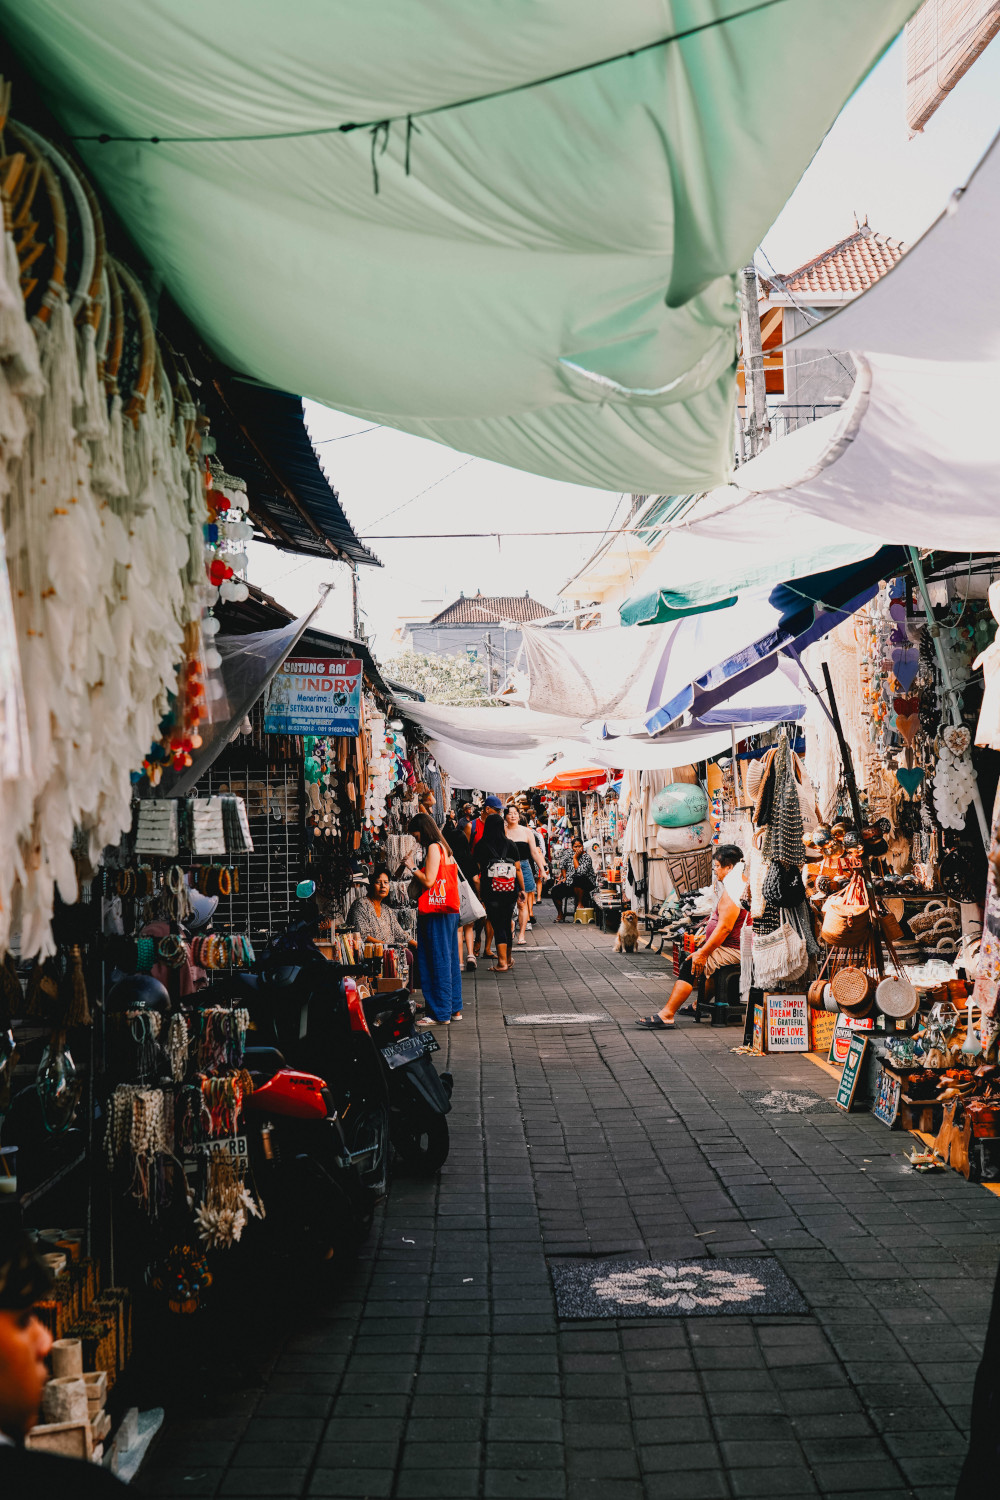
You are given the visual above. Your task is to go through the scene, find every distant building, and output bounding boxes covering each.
[402,589,553,689]
[759,221,906,433]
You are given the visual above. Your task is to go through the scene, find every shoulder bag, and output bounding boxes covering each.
[417,856,461,915]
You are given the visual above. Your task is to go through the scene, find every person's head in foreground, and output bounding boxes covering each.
[713,844,743,881]
[0,1228,53,1441]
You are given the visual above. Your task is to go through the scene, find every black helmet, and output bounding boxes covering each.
[107,973,170,1012]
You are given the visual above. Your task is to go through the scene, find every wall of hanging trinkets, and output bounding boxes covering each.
[859,580,987,879]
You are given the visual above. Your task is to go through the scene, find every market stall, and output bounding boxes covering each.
[0,79,387,1469]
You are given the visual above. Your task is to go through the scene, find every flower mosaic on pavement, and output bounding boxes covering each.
[591,1262,766,1313]
[742,1088,838,1116]
[550,1255,808,1319]
[505,1012,610,1026]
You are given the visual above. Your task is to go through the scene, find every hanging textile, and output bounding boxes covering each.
[1,0,914,492]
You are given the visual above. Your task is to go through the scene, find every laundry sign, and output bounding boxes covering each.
[765,993,808,1052]
[264,658,362,736]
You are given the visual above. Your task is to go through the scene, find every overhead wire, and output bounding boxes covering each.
[71,0,795,146]
[313,425,382,443]
[363,456,476,530]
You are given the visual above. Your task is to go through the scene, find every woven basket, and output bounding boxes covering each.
[874,975,918,1019]
[662,846,713,895]
[821,875,871,946]
[830,965,873,1012]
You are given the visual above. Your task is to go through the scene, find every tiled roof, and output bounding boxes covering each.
[430,592,552,625]
[769,225,905,300]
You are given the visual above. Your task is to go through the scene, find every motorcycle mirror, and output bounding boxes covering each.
[296,879,317,899]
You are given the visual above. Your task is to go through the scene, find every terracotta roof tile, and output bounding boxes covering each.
[430,593,552,625]
[772,225,905,299]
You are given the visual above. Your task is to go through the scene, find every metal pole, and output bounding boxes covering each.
[908,547,989,848]
[739,264,770,457]
[820,663,885,971]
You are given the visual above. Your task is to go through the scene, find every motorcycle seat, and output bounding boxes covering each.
[243,1045,288,1080]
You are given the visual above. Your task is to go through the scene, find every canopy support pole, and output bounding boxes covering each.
[781,645,836,731]
[820,662,885,973]
[908,547,989,849]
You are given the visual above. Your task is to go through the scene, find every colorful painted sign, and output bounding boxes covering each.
[872,1067,901,1128]
[264,658,362,736]
[751,1003,765,1055]
[828,1015,875,1066]
[766,993,809,1052]
[808,1009,837,1057]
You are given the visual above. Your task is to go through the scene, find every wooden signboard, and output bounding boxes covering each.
[809,1009,837,1056]
[836,1035,869,1112]
[766,993,809,1052]
[872,1067,902,1128]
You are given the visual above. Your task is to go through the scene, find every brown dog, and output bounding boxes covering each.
[614,910,640,953]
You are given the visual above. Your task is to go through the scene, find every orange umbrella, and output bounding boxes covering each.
[535,765,615,791]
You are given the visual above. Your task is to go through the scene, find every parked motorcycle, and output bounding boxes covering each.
[233,907,452,1182]
[232,925,392,1201]
[358,981,452,1175]
[241,1045,375,1258]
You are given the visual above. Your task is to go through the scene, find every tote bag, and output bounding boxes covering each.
[458,872,486,924]
[418,857,461,914]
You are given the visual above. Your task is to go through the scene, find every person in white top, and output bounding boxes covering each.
[504,805,547,943]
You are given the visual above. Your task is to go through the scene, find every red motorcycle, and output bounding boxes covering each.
[242,1047,376,1257]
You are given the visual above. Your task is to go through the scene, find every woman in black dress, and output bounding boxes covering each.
[472,811,525,973]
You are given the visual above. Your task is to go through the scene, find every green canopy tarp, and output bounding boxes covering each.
[2,0,915,492]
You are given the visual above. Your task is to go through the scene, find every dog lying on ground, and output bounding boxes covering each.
[614,910,640,953]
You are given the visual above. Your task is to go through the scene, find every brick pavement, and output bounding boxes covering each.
[137,907,1000,1500]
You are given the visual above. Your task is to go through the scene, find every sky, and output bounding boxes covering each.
[248,31,1000,657]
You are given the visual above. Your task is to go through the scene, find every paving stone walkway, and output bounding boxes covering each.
[138,908,1000,1500]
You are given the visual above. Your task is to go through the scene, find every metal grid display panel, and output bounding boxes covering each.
[195,758,303,941]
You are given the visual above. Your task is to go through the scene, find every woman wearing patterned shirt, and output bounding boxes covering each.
[550,838,595,920]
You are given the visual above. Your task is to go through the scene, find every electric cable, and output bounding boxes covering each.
[71,0,795,146]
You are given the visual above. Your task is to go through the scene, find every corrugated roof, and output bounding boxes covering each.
[203,376,380,568]
[430,592,552,625]
[769,224,905,300]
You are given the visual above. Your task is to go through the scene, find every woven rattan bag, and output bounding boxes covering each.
[821,874,871,947]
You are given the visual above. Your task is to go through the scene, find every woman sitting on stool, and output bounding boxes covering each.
[635,845,745,1030]
[550,838,596,921]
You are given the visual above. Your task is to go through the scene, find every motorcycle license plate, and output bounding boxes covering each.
[382,1033,439,1068]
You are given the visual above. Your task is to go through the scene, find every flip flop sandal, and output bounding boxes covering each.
[634,1015,675,1029]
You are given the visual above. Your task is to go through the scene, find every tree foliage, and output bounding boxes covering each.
[385,649,491,705]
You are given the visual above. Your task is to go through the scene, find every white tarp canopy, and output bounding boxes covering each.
[518,620,674,721]
[516,611,808,735]
[678,354,1000,552]
[402,698,784,787]
[793,130,1000,361]
[675,129,1000,551]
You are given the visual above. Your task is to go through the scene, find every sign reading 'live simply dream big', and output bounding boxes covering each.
[765,993,808,1052]
[264,658,362,736]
